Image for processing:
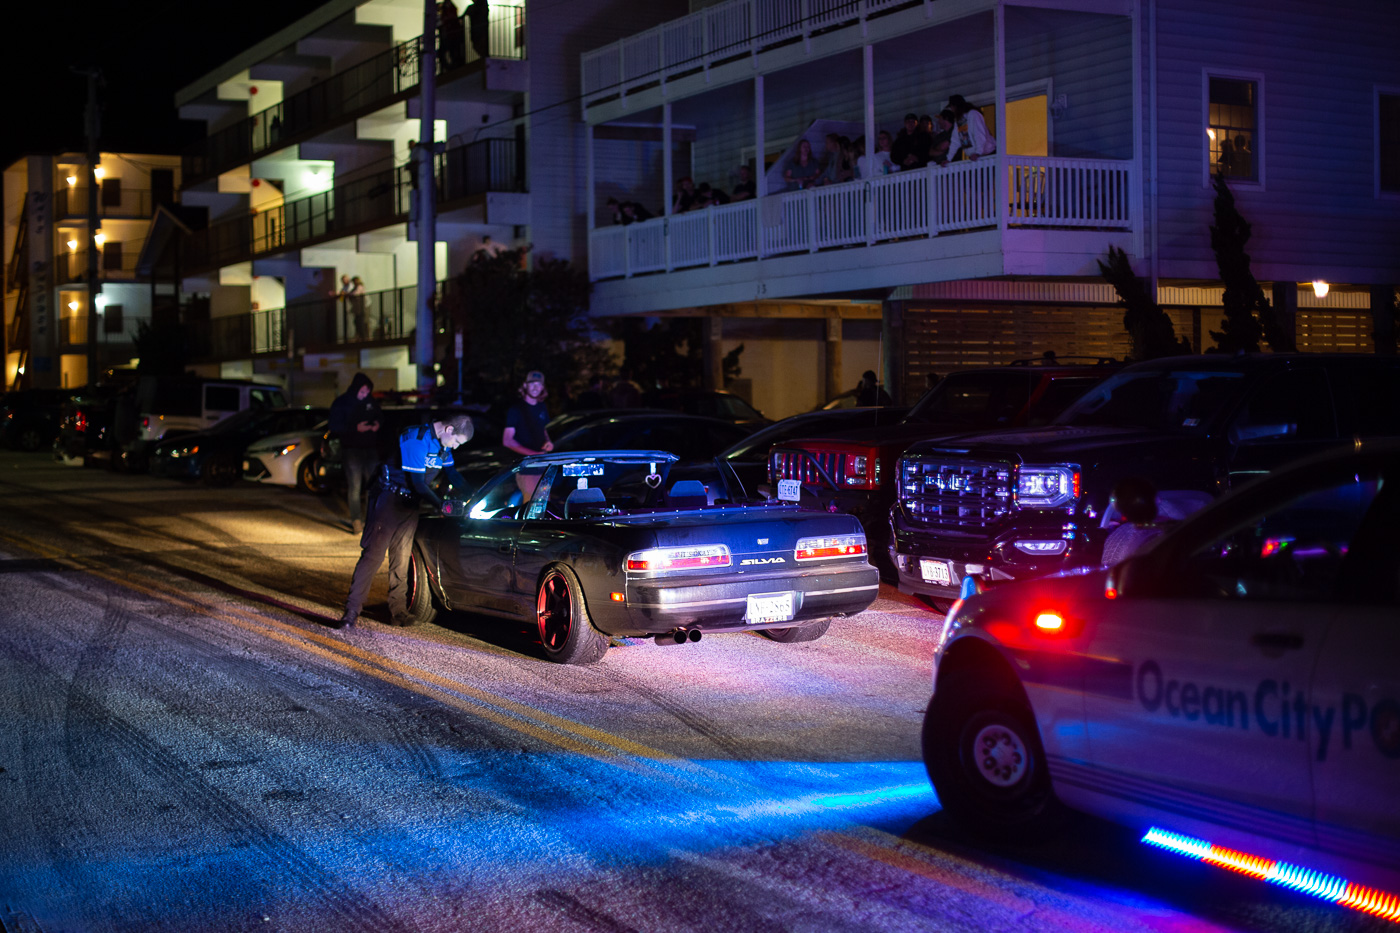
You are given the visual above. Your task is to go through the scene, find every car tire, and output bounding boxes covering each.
[202,455,239,487]
[922,674,1065,839]
[16,426,45,452]
[298,456,330,495]
[762,618,831,643]
[536,565,608,665]
[396,548,438,626]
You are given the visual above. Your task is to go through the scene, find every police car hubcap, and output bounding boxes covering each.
[972,724,1027,788]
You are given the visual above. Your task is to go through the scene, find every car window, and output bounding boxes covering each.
[1177,471,1384,602]
[206,386,240,411]
[904,373,1034,426]
[468,470,526,519]
[1024,377,1102,427]
[1057,370,1246,432]
[251,387,287,409]
[1228,370,1334,443]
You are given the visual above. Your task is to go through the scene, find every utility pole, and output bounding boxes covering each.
[416,0,438,401]
[81,68,103,385]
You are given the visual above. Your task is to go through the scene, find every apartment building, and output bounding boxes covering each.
[3,152,181,390]
[580,0,1400,415]
[160,0,687,405]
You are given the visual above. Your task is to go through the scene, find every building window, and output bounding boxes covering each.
[1380,92,1400,194]
[1209,76,1257,182]
[103,304,124,335]
[102,241,123,271]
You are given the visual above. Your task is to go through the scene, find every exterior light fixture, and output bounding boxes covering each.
[65,175,77,186]
[67,239,78,251]
[93,166,105,180]
[96,294,108,311]
[1311,280,1329,299]
[94,232,107,247]
[68,300,80,311]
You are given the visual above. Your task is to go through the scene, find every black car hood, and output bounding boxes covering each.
[781,420,997,451]
[903,424,1213,463]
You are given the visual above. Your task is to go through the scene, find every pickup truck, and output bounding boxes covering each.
[891,353,1400,608]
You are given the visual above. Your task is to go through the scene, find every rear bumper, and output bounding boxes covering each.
[892,518,1096,600]
[616,561,880,635]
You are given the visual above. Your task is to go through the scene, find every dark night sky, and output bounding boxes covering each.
[3,0,331,169]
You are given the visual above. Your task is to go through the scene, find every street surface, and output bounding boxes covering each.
[0,450,1388,932]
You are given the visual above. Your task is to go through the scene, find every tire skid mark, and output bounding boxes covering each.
[533,889,643,933]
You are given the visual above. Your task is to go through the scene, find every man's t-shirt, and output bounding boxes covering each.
[506,400,550,451]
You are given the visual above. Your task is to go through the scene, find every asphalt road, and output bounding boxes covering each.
[0,450,1388,933]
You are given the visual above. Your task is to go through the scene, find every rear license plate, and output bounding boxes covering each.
[777,479,802,502]
[920,559,953,586]
[746,591,795,623]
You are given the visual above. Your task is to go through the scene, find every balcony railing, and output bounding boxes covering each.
[185,5,527,183]
[189,280,454,360]
[581,0,915,107]
[56,242,147,284]
[187,137,522,272]
[589,157,1133,279]
[55,187,167,218]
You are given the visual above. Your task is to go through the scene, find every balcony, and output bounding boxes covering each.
[55,187,166,219]
[188,280,452,360]
[590,157,1133,281]
[187,137,523,272]
[184,6,527,185]
[56,241,147,284]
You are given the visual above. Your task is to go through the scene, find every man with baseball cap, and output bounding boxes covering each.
[503,370,553,501]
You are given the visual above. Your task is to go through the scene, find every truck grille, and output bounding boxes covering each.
[770,448,844,489]
[899,457,1012,529]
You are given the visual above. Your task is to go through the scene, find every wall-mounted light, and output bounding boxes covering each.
[1311,280,1330,299]
[301,169,332,193]
[95,294,109,311]
[67,239,79,251]
[94,232,107,247]
[65,175,78,187]
[93,166,106,180]
[68,300,80,311]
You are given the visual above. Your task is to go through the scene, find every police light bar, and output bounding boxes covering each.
[1142,827,1400,921]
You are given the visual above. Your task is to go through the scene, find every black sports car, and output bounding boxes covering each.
[404,450,881,663]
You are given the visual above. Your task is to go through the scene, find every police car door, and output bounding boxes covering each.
[1080,472,1368,844]
[1306,466,1400,883]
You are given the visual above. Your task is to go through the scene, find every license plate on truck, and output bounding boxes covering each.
[920,559,952,586]
[746,592,795,623]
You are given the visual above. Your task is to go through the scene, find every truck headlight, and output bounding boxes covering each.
[1014,466,1079,508]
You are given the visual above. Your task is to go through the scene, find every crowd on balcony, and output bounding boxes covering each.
[601,94,995,225]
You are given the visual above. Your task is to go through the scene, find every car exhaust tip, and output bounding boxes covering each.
[687,629,702,643]
[656,631,688,646]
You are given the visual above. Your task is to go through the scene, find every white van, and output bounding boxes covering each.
[134,377,287,445]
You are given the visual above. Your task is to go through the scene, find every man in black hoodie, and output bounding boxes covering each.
[328,373,382,534]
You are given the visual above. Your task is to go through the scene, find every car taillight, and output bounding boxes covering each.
[75,414,88,433]
[625,545,731,572]
[795,534,867,561]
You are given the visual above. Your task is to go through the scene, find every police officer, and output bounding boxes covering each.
[335,413,473,628]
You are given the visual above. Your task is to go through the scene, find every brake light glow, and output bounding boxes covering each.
[1033,611,1065,631]
[1142,827,1400,921]
[795,534,867,561]
[625,545,731,572]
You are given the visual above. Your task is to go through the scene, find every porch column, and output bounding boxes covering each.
[1271,281,1298,351]
[585,123,595,232]
[1371,285,1397,355]
[754,74,765,257]
[994,0,1007,236]
[663,103,673,216]
[863,44,875,244]
[705,315,724,391]
[825,315,843,404]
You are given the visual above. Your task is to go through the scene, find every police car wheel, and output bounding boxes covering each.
[923,684,1062,838]
[536,566,609,665]
[763,618,831,643]
[397,549,438,626]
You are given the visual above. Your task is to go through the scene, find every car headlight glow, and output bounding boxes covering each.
[625,545,731,572]
[1014,465,1079,508]
[272,443,299,457]
[1014,539,1068,555]
[795,534,867,560]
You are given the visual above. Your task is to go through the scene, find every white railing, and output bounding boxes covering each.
[581,0,919,107]
[588,157,1134,281]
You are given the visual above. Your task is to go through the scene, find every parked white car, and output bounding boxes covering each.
[242,420,330,494]
[922,441,1400,921]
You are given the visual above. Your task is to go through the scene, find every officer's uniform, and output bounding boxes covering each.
[339,423,464,627]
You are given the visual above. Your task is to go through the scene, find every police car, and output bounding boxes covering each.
[922,441,1400,919]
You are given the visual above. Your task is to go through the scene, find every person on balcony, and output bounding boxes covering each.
[858,131,895,178]
[440,1,467,69]
[349,276,369,339]
[672,176,698,213]
[928,110,955,165]
[731,164,756,200]
[783,139,822,191]
[891,113,932,170]
[818,134,845,185]
[466,0,490,59]
[621,201,653,223]
[947,95,997,161]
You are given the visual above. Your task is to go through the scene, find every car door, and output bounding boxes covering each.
[1081,470,1377,840]
[1226,368,1338,484]
[1306,470,1400,877]
[453,469,527,614]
